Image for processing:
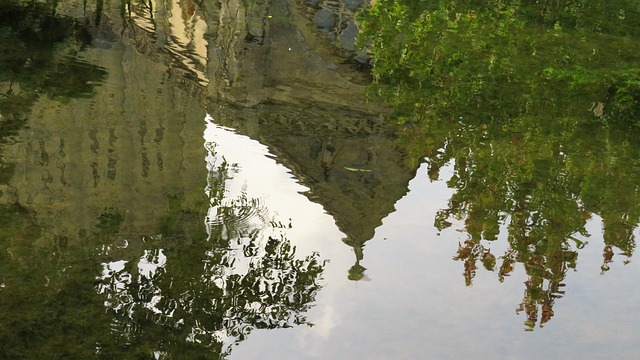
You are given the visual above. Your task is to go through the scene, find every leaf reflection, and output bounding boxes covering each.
[360,0,640,330]
[414,110,638,331]
[93,117,326,358]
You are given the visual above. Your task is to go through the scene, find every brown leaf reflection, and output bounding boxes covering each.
[516,277,564,330]
[453,237,571,330]
[453,226,578,330]
[453,240,496,286]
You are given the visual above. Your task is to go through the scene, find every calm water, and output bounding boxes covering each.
[1,1,639,359]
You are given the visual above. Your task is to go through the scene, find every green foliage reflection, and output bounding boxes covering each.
[360,0,640,330]
[413,110,640,330]
[0,132,325,358]
[92,131,326,358]
[421,104,639,331]
[359,0,640,125]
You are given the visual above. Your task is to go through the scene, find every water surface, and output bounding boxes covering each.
[1,1,639,359]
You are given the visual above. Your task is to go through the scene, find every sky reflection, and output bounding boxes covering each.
[224,153,640,359]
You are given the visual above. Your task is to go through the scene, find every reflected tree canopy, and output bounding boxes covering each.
[424,115,640,330]
[360,0,640,329]
[0,132,325,359]
[360,0,640,125]
[93,129,326,358]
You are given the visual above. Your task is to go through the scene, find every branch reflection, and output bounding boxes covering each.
[93,115,326,358]
[360,0,640,330]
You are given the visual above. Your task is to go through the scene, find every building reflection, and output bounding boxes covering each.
[92,0,419,282]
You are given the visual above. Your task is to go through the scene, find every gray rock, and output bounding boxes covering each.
[340,0,364,11]
[338,21,359,51]
[314,9,336,32]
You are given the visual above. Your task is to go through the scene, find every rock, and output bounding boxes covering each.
[338,21,359,51]
[314,9,336,32]
[340,0,364,11]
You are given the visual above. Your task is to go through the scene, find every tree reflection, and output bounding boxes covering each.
[415,109,639,330]
[93,117,326,358]
[359,0,640,125]
[360,0,640,329]
[0,123,325,358]
[0,2,325,356]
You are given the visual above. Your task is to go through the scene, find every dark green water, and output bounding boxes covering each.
[0,0,639,359]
